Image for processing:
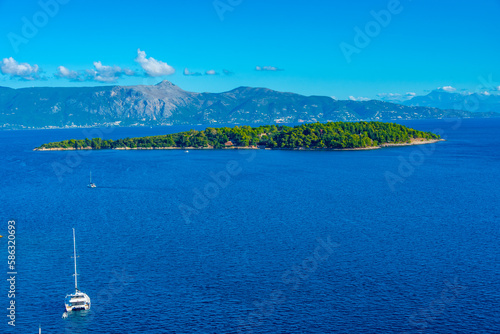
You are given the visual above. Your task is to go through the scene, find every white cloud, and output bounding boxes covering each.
[377,93,399,99]
[255,66,283,71]
[55,62,134,82]
[124,68,135,76]
[135,49,175,77]
[55,66,81,81]
[377,92,416,102]
[183,68,202,76]
[223,69,234,75]
[459,87,500,96]
[348,96,370,102]
[437,86,456,92]
[85,61,134,82]
[205,69,218,75]
[1,57,39,80]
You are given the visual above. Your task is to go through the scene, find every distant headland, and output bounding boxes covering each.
[34,121,443,151]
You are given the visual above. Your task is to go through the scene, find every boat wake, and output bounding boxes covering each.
[96,186,173,192]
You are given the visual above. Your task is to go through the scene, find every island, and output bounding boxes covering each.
[34,122,443,151]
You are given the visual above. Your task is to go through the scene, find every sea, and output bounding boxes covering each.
[0,118,499,333]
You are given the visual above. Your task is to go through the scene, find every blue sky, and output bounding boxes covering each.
[0,0,499,100]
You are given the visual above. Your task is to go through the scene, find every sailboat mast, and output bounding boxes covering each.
[73,228,78,290]
[89,171,92,184]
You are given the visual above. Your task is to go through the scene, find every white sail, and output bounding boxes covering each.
[73,228,78,290]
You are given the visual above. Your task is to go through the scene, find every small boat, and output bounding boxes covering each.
[87,171,96,188]
[64,228,91,312]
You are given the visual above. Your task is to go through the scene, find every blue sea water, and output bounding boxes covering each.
[0,118,499,333]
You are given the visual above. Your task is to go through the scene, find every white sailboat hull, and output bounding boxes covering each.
[65,291,91,312]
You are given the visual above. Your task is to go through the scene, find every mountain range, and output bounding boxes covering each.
[0,81,498,129]
[401,90,500,114]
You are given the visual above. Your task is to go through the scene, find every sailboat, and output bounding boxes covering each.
[87,171,96,188]
[64,228,91,312]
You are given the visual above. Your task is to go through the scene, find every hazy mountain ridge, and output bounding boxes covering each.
[402,90,500,113]
[1,81,498,129]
